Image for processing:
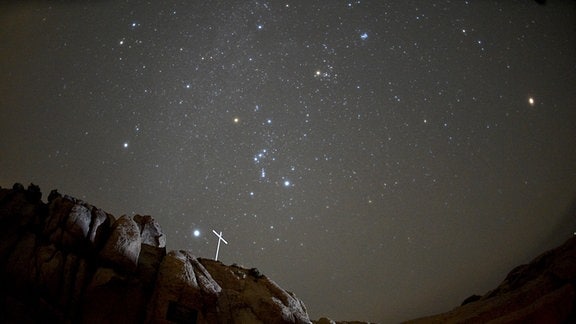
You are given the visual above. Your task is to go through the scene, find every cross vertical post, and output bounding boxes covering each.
[212,230,228,261]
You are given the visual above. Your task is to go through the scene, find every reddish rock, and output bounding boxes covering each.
[405,237,576,323]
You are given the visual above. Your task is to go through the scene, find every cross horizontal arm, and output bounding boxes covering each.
[212,230,228,244]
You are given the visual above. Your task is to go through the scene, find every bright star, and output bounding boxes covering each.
[360,32,368,40]
[123,142,129,148]
[193,229,200,237]
[528,97,535,106]
[284,180,291,187]
[233,117,239,123]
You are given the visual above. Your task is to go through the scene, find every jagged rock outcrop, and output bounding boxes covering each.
[405,236,576,323]
[0,183,311,323]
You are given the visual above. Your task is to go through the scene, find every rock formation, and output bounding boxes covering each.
[405,236,576,323]
[3,182,576,323]
[0,183,310,323]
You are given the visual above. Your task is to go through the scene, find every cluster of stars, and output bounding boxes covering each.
[2,1,573,323]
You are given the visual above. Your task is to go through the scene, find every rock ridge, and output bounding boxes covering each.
[0,183,311,323]
[404,235,576,323]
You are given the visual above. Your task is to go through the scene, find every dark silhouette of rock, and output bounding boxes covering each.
[460,294,481,306]
[313,318,374,324]
[405,236,576,323]
[0,184,311,323]
[47,189,61,203]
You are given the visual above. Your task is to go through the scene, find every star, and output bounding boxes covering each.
[2,2,574,322]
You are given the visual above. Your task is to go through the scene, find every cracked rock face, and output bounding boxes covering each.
[0,184,311,324]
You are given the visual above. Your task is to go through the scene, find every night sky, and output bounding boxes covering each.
[1,1,576,322]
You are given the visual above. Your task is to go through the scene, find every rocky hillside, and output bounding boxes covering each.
[405,235,576,323]
[0,183,310,323]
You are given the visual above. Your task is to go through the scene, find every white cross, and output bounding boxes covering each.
[212,230,228,261]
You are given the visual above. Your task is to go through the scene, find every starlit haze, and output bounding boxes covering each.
[1,1,576,322]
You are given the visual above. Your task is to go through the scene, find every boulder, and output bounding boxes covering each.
[99,215,141,273]
[87,207,113,248]
[145,250,222,323]
[199,258,310,324]
[81,267,147,324]
[134,214,166,248]
[44,196,75,247]
[61,204,92,249]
